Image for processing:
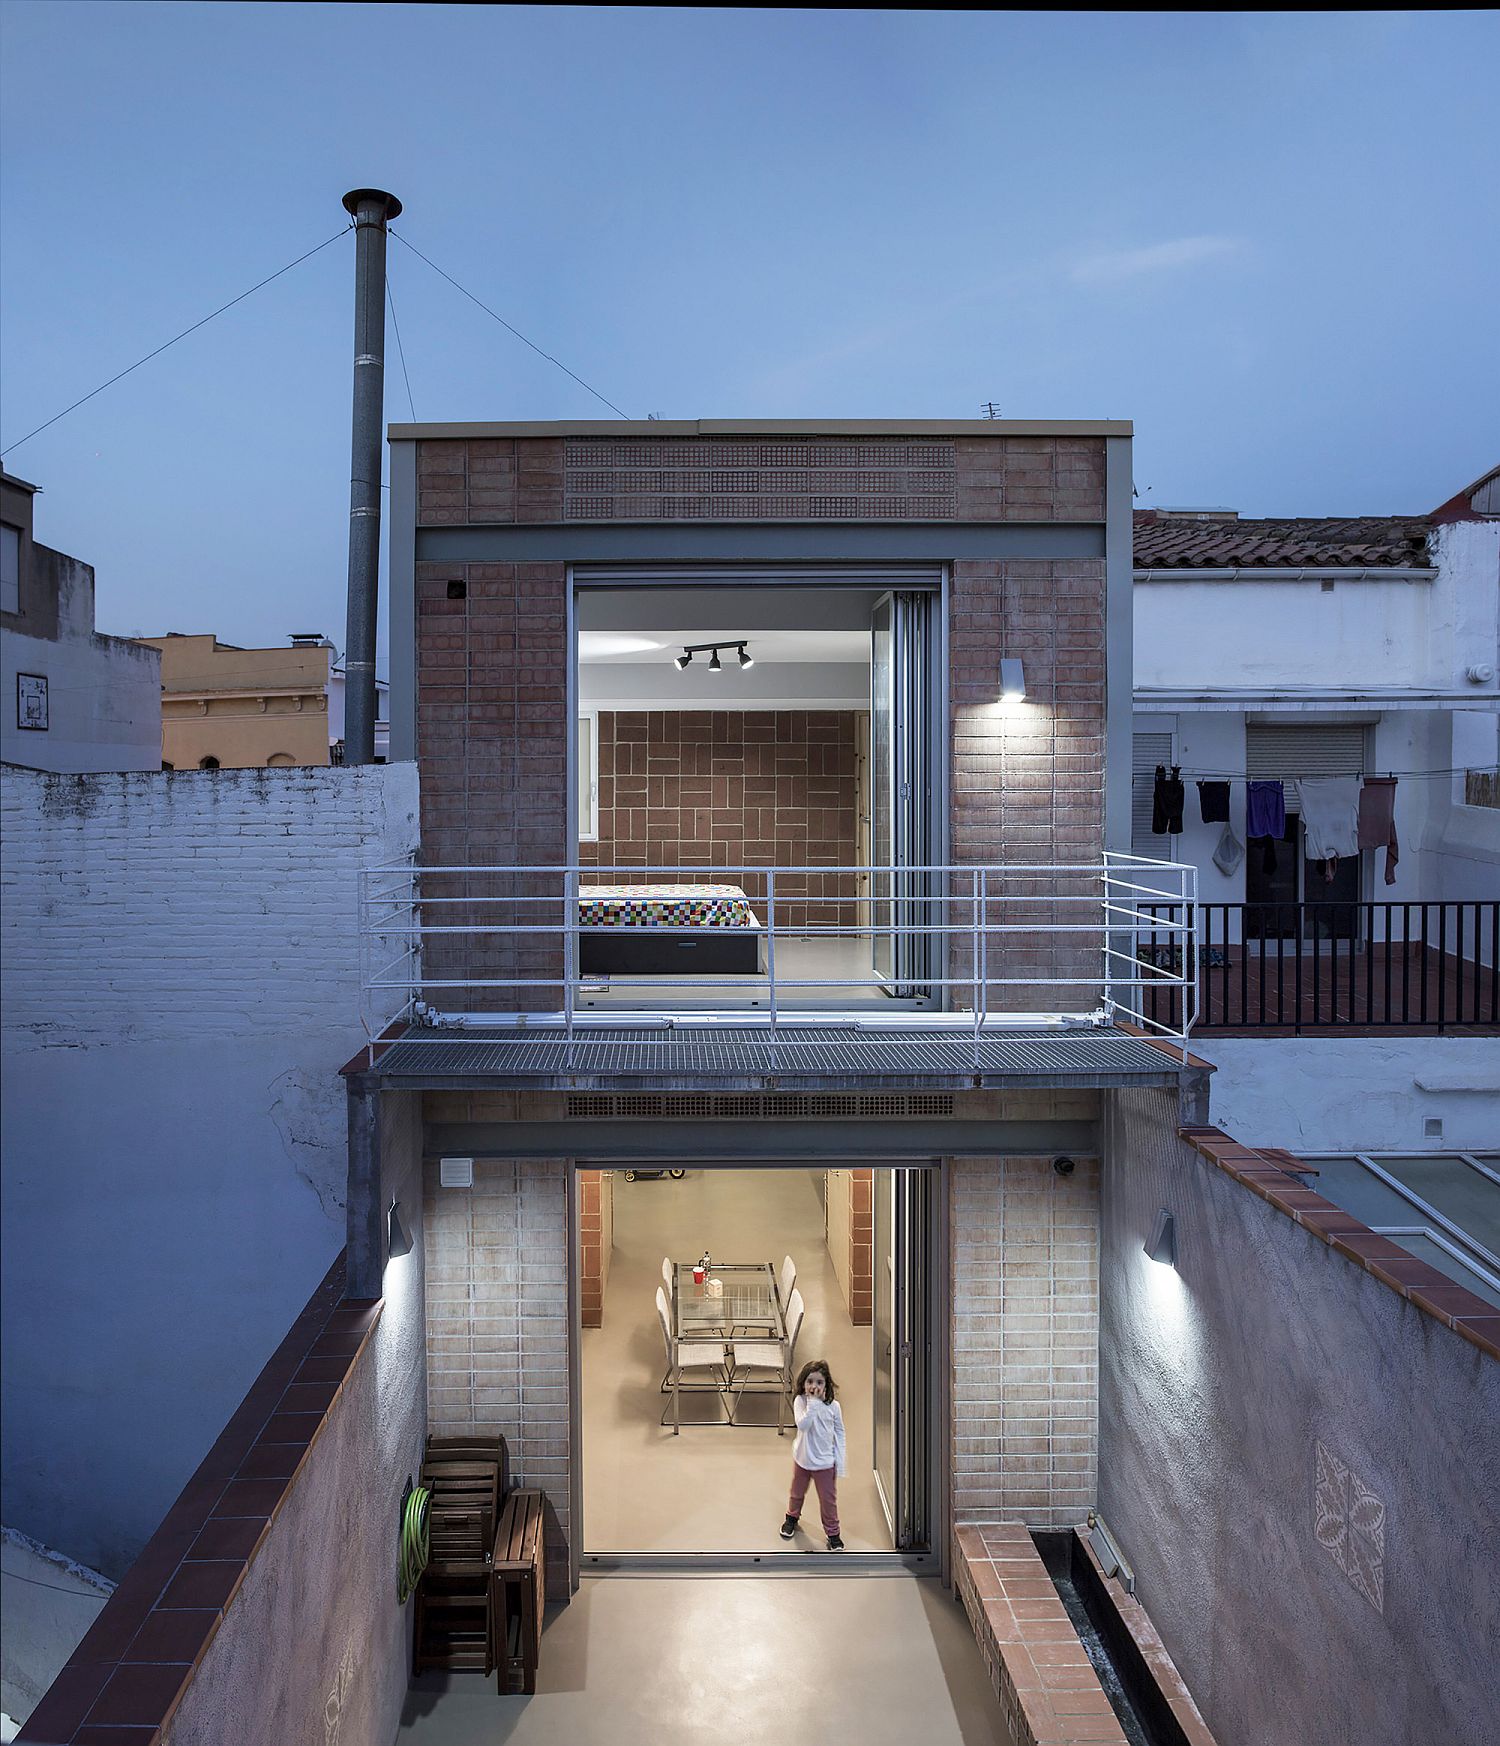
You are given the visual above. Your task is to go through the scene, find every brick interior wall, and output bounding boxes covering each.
[950,1155,1100,1528]
[581,709,861,920]
[848,1166,873,1325]
[578,1168,613,1329]
[423,1156,571,1596]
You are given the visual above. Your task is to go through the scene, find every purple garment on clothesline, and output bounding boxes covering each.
[1245,780,1286,840]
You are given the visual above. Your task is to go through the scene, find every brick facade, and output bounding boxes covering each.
[422,1156,571,1597]
[950,1155,1100,1528]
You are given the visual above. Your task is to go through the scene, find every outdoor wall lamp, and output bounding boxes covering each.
[1144,1208,1177,1267]
[387,1198,413,1260]
[675,641,752,671]
[1000,658,1027,702]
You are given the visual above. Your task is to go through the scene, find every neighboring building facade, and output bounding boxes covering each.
[136,632,390,770]
[0,472,161,773]
[1130,470,1500,1150]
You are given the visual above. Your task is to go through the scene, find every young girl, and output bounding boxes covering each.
[779,1359,846,1550]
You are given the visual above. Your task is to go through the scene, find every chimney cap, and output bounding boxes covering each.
[342,188,402,221]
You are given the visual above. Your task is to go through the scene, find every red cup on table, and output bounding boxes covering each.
[692,1265,706,1285]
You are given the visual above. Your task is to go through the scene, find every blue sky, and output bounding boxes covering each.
[2,5,1496,654]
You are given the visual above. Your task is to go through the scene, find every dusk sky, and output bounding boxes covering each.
[2,4,1496,658]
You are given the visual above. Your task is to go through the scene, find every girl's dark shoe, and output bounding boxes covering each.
[826,1534,845,1551]
[779,1515,798,1539]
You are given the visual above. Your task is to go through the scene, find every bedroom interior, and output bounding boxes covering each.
[574,581,910,1011]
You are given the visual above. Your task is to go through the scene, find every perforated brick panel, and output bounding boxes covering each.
[561,437,957,521]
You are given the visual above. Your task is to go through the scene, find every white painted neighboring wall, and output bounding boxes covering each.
[0,548,161,773]
[0,763,419,1578]
[1,1528,112,1737]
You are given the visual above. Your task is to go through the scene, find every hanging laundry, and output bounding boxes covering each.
[1357,777,1400,886]
[1212,823,1244,877]
[1245,780,1286,875]
[1197,780,1231,825]
[1295,777,1362,882]
[1152,765,1185,834]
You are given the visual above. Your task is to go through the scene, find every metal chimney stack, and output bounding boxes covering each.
[341,188,402,765]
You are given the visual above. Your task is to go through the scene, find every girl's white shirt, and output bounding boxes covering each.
[792,1394,847,1476]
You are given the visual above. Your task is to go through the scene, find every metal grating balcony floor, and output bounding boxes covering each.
[364,1023,1190,1090]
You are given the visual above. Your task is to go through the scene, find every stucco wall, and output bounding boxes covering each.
[160,1103,425,1746]
[1187,1034,1500,1153]
[1098,1088,1500,1746]
[0,764,419,1576]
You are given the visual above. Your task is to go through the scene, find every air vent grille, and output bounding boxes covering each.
[564,1092,954,1121]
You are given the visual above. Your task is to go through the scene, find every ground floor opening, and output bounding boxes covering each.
[578,1162,934,1560]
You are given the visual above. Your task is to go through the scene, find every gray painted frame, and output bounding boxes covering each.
[1104,435,1134,854]
[388,439,418,764]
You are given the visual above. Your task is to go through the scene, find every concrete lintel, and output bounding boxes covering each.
[373,1069,1185,1094]
[423,1119,1101,1159]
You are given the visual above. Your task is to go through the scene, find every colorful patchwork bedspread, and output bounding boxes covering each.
[577,884,758,929]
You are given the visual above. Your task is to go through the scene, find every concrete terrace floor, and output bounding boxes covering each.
[400,1575,1007,1746]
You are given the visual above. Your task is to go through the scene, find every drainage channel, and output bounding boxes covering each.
[1032,1531,1183,1746]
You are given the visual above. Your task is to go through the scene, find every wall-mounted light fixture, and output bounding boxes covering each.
[387,1198,413,1260]
[674,641,753,671]
[1000,658,1027,702]
[1144,1207,1176,1267]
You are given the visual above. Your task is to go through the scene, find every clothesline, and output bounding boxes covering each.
[1146,765,1497,783]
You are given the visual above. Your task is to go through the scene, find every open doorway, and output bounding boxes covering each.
[572,575,941,1011]
[577,1162,934,1560]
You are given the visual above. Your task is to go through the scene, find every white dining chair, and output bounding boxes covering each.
[661,1256,674,1290]
[727,1288,805,1434]
[779,1254,797,1307]
[656,1285,729,1432]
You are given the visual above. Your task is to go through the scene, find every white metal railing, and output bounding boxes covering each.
[357,856,1198,1066]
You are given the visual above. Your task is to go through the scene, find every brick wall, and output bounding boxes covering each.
[948,560,1107,1012]
[578,1168,613,1329]
[423,1157,571,1596]
[0,764,419,1042]
[581,709,861,919]
[950,1155,1100,1528]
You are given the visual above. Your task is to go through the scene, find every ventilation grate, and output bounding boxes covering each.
[564,1092,955,1121]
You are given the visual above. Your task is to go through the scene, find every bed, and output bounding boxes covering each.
[576,883,764,977]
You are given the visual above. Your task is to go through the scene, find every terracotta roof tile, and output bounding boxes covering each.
[1134,511,1432,570]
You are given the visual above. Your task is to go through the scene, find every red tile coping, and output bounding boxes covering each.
[1178,1125,1500,1363]
[1071,1529,1217,1746]
[953,1524,1129,1746]
[1110,1021,1217,1073]
[338,1018,408,1077]
[19,1255,382,1745]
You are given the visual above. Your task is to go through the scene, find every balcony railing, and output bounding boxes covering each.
[1137,901,1500,1034]
[357,855,1198,1064]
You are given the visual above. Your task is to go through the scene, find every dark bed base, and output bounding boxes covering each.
[579,932,762,978]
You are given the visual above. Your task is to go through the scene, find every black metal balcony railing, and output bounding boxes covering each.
[1137,901,1500,1034]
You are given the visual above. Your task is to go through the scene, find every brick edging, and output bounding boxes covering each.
[1179,1125,1499,1362]
[20,1256,382,1744]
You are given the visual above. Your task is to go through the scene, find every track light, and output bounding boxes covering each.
[738,645,753,669]
[675,651,691,670]
[675,640,752,671]
[708,649,722,671]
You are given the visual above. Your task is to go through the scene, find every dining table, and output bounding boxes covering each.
[669,1261,785,1432]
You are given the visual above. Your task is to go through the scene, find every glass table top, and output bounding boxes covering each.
[673,1262,783,1340]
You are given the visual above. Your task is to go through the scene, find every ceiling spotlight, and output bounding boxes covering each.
[708,648,722,672]
[675,651,692,670]
[738,645,753,669]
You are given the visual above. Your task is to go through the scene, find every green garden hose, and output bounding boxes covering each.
[398,1482,431,1603]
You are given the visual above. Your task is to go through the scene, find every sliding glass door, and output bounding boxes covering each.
[872,1165,932,1550]
[870,592,934,995]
